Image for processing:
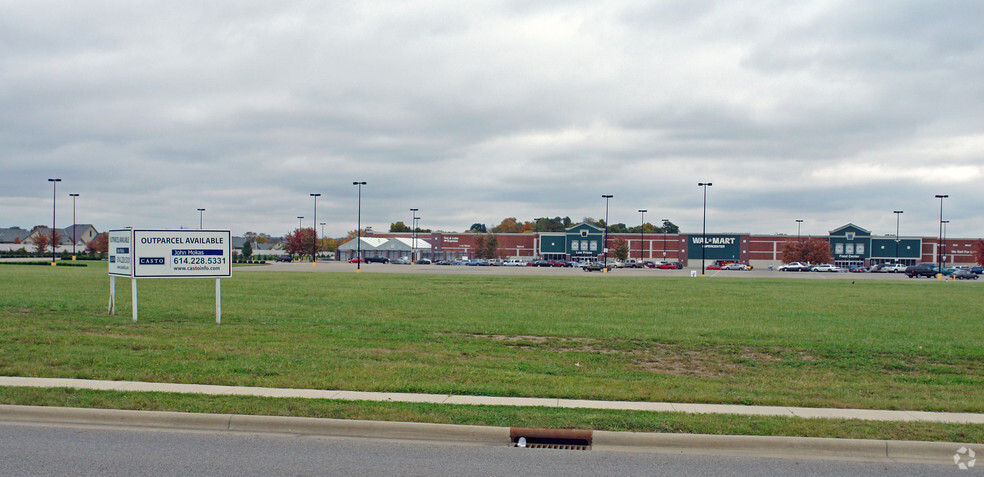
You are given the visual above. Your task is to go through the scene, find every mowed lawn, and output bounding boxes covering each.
[1,262,982,413]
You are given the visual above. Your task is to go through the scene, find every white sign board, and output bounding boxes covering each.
[108,229,133,277]
[131,230,232,278]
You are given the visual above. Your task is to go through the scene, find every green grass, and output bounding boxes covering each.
[2,386,982,443]
[1,263,983,441]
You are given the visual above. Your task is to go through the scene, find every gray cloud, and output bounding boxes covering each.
[1,1,981,239]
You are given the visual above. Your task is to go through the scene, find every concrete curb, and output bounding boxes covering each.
[0,405,973,464]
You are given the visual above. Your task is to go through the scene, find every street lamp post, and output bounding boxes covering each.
[413,215,421,261]
[602,195,613,269]
[410,208,418,262]
[942,220,950,267]
[698,182,712,276]
[661,219,669,261]
[320,222,326,252]
[795,219,803,241]
[69,193,79,257]
[893,210,903,263]
[197,208,205,229]
[310,193,321,263]
[353,182,366,270]
[638,209,647,260]
[47,178,61,264]
[297,216,303,230]
[935,194,948,272]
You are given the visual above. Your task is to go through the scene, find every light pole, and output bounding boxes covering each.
[410,208,418,262]
[893,210,903,263]
[935,194,948,272]
[47,178,61,264]
[413,215,421,261]
[310,193,321,263]
[942,220,950,268]
[698,182,712,276]
[297,216,303,230]
[602,195,613,269]
[661,219,669,261]
[638,209,647,260]
[795,219,803,241]
[69,193,79,257]
[353,181,366,270]
[197,208,205,229]
[320,222,326,253]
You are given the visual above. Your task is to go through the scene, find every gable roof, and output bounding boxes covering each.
[829,223,871,236]
[567,222,605,234]
[0,227,31,243]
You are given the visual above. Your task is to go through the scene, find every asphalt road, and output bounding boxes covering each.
[1,421,967,477]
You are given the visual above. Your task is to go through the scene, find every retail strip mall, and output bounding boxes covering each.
[336,223,978,269]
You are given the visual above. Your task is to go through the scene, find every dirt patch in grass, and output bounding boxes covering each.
[469,334,783,377]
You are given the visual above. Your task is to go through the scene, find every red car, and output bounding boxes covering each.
[347,258,364,263]
[657,262,683,269]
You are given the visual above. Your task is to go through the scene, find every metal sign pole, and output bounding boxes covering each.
[108,276,116,315]
[132,278,138,323]
[215,278,221,324]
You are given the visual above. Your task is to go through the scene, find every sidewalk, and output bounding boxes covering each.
[3,376,983,425]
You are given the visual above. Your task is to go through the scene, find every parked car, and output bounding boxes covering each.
[904,263,939,278]
[657,262,683,269]
[954,269,979,280]
[849,265,868,273]
[620,259,641,268]
[972,266,983,274]
[778,262,811,272]
[364,256,390,264]
[581,262,609,272]
[811,264,841,272]
[275,255,292,263]
[883,263,907,273]
[722,263,750,270]
[415,258,432,264]
[393,257,411,265]
[503,259,525,266]
[347,258,364,263]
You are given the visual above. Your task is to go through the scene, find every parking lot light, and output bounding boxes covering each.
[698,182,712,276]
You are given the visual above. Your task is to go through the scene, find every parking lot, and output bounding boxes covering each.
[239,261,981,282]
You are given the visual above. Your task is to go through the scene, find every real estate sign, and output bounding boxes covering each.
[132,230,232,278]
[107,229,133,277]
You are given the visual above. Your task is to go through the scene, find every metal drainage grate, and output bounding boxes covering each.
[511,427,592,451]
[518,442,590,451]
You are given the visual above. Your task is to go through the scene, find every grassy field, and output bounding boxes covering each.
[1,262,983,441]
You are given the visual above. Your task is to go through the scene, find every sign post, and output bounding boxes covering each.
[108,229,231,323]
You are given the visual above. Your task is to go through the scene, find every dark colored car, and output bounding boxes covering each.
[364,256,390,264]
[954,269,978,280]
[905,263,939,278]
[275,255,292,263]
[530,260,552,267]
[971,266,983,274]
[581,262,609,272]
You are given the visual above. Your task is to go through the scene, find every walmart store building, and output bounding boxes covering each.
[368,222,976,268]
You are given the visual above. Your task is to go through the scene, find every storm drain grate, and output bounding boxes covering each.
[519,442,590,451]
[511,427,592,451]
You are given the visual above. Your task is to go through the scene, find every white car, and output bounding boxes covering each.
[722,263,749,270]
[811,264,841,272]
[779,262,811,272]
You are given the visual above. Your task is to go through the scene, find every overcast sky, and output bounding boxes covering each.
[2,1,982,239]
